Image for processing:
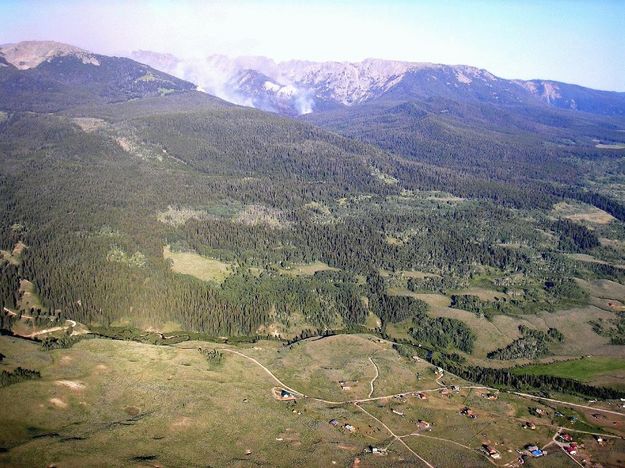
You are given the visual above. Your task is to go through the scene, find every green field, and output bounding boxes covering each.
[163,245,233,283]
[278,261,339,277]
[514,357,625,381]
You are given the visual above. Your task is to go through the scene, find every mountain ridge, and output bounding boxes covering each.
[130,49,625,116]
[3,41,623,117]
[0,41,198,112]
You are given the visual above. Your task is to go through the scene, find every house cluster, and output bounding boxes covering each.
[558,432,578,455]
[329,419,356,433]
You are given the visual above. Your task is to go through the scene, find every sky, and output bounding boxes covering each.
[1,0,624,91]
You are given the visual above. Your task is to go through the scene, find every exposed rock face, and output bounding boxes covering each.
[131,51,625,116]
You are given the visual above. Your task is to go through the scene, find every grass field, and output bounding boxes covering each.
[514,356,625,381]
[552,201,615,224]
[0,337,368,467]
[278,261,339,277]
[163,244,232,283]
[18,279,46,312]
[1,333,624,466]
[157,206,206,227]
[0,241,26,266]
[596,143,625,150]
[387,281,625,365]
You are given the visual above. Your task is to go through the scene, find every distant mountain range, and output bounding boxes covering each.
[2,41,623,118]
[130,50,625,116]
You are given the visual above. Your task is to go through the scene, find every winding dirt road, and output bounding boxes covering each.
[368,356,379,399]
[355,402,435,467]
[513,391,625,417]
[180,343,623,467]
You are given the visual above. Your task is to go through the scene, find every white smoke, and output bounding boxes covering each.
[131,51,317,115]
[294,90,314,115]
[172,57,255,108]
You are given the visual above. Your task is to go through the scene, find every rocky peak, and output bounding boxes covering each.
[0,40,100,69]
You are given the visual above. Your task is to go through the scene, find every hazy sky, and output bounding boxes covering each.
[1,0,624,91]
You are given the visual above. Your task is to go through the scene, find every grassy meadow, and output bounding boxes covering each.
[2,333,625,467]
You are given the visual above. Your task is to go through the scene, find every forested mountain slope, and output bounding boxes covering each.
[2,43,625,367]
[304,96,625,184]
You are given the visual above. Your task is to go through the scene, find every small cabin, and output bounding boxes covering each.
[417,419,431,430]
[483,445,501,459]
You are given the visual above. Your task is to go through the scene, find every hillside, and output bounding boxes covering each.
[0,41,197,112]
[2,39,625,433]
[3,334,625,467]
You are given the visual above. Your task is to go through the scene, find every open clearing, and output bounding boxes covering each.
[163,244,232,283]
[278,261,339,277]
[71,117,107,133]
[1,334,624,466]
[0,241,26,266]
[388,282,625,362]
[157,206,206,227]
[514,356,625,382]
[18,279,45,312]
[552,201,615,224]
[596,143,625,150]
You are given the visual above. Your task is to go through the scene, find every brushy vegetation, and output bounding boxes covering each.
[487,325,564,360]
[410,316,475,353]
[199,348,224,367]
[590,314,625,344]
[0,366,41,387]
[40,334,87,351]
[449,277,588,319]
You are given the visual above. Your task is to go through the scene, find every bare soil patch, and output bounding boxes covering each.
[55,380,85,391]
[48,398,68,409]
[124,406,141,416]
